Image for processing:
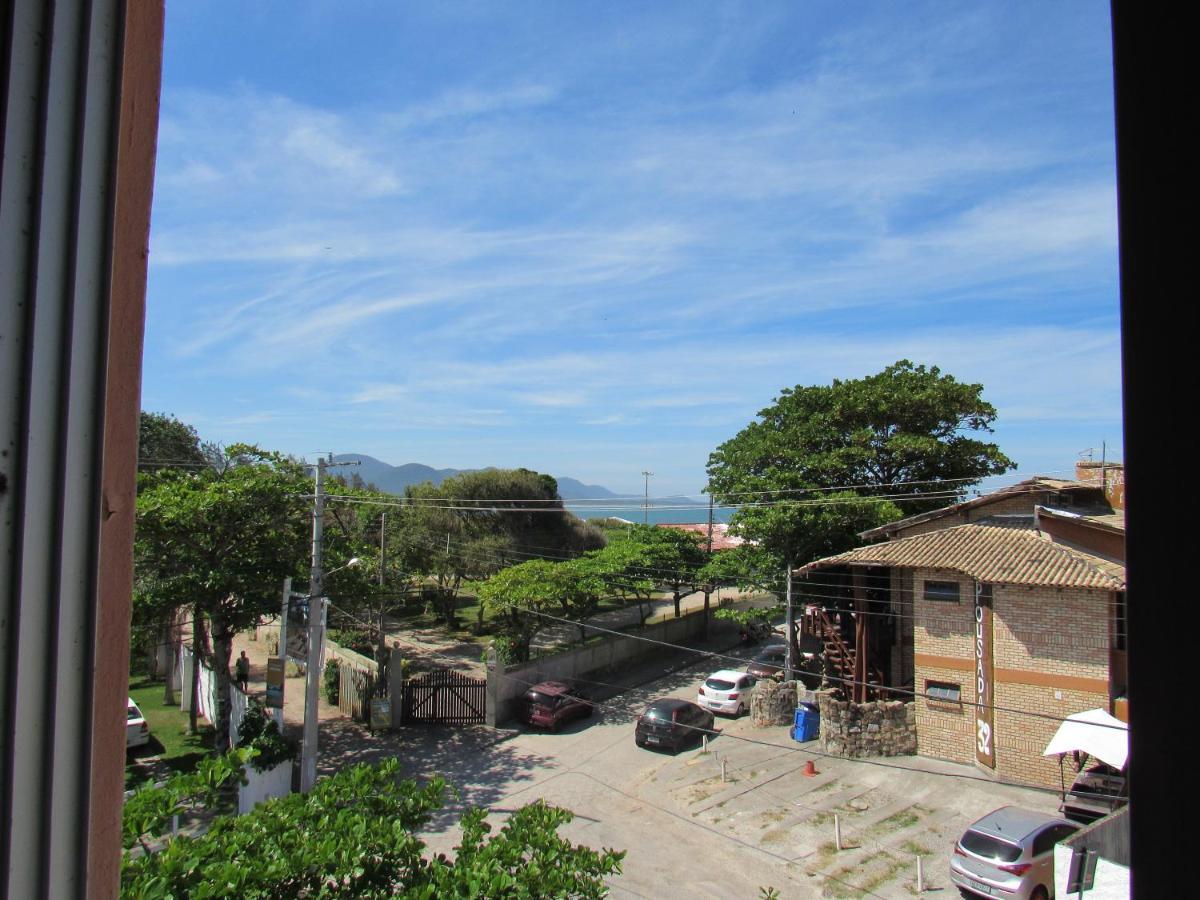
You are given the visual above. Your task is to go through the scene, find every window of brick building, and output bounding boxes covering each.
[923,580,961,602]
[926,681,961,703]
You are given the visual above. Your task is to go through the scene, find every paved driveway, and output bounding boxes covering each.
[317,646,1062,899]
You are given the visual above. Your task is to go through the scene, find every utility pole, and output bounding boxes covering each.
[642,470,653,525]
[378,512,386,662]
[301,456,326,793]
[785,559,795,683]
[702,492,714,640]
[379,512,386,586]
[300,454,358,793]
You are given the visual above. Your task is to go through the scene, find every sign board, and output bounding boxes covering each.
[265,657,285,709]
[974,582,996,769]
[283,593,309,662]
[370,698,391,732]
[1066,847,1098,894]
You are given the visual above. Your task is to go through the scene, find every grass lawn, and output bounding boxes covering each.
[126,678,215,790]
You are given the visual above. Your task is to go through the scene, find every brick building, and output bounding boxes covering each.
[794,474,1126,788]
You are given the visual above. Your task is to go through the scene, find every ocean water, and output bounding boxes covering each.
[563,501,735,526]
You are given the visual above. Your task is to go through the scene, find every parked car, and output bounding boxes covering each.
[697,670,755,717]
[517,681,594,731]
[949,805,1079,899]
[1060,763,1128,824]
[738,619,775,645]
[635,698,716,752]
[126,697,150,749]
[746,645,788,680]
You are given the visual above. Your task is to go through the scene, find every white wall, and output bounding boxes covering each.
[488,608,711,726]
[237,761,293,815]
[1054,844,1130,900]
[178,648,247,747]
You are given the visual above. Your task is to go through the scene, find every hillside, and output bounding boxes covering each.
[330,454,622,499]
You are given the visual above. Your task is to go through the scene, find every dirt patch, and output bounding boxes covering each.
[679,775,728,805]
[822,850,914,898]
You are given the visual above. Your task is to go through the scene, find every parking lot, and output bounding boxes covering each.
[317,644,1061,899]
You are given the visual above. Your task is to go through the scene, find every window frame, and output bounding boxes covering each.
[926,680,962,704]
[923,579,962,603]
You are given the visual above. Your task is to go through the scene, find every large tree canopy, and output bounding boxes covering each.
[138,411,208,472]
[398,468,605,628]
[135,446,311,746]
[706,361,1015,566]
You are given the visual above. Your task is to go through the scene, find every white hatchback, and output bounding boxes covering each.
[126,697,150,749]
[696,670,755,717]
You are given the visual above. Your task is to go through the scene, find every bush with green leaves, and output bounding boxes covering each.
[121,758,624,897]
[326,626,375,658]
[235,703,296,772]
[323,658,340,705]
[123,748,254,854]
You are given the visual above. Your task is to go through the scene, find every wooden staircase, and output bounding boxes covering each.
[805,607,886,701]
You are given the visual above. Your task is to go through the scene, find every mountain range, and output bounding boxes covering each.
[330,454,625,500]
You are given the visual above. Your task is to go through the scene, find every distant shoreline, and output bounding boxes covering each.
[565,502,735,526]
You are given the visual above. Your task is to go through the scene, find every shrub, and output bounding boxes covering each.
[236,703,296,772]
[323,658,340,705]
[326,627,375,657]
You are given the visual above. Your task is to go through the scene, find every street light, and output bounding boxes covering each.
[326,557,362,577]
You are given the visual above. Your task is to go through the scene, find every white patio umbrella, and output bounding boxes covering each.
[1042,707,1128,769]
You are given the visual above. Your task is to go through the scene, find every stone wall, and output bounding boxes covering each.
[750,680,802,727]
[816,690,916,758]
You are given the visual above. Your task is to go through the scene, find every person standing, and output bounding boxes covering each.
[234,650,250,693]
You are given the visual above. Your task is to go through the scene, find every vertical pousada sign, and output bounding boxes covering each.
[974,582,995,769]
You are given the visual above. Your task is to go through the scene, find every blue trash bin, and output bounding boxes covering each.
[791,702,819,742]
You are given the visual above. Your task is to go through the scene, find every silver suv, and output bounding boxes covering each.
[949,806,1078,899]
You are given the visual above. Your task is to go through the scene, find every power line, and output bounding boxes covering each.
[328,601,1105,791]
[398,531,1125,627]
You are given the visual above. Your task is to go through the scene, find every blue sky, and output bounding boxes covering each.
[142,1,1121,497]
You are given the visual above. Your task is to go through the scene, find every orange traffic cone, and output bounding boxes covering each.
[802,759,818,777]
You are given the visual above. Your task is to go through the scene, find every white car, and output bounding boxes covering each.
[696,670,755,717]
[126,697,150,749]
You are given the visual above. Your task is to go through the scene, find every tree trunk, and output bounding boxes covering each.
[162,620,175,705]
[188,606,203,735]
[210,620,235,751]
[702,589,711,640]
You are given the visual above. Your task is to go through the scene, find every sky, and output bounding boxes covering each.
[141,1,1121,498]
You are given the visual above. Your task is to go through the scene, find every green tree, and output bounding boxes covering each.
[122,758,624,897]
[476,559,565,662]
[706,361,1015,567]
[620,525,708,618]
[400,468,605,629]
[138,411,208,472]
[134,446,310,748]
[577,539,657,625]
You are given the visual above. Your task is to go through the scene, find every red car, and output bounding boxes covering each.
[518,681,594,731]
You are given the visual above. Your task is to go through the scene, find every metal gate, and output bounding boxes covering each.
[402,665,486,724]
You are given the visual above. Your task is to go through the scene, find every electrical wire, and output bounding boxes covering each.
[326,600,1100,794]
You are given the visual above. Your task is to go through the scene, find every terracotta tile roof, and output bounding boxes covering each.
[858,476,1106,540]
[1038,506,1125,533]
[656,522,746,551]
[796,523,1124,590]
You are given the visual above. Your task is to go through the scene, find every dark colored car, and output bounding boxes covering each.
[746,645,788,680]
[518,681,594,731]
[634,698,716,752]
[746,643,823,687]
[1061,763,1128,824]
